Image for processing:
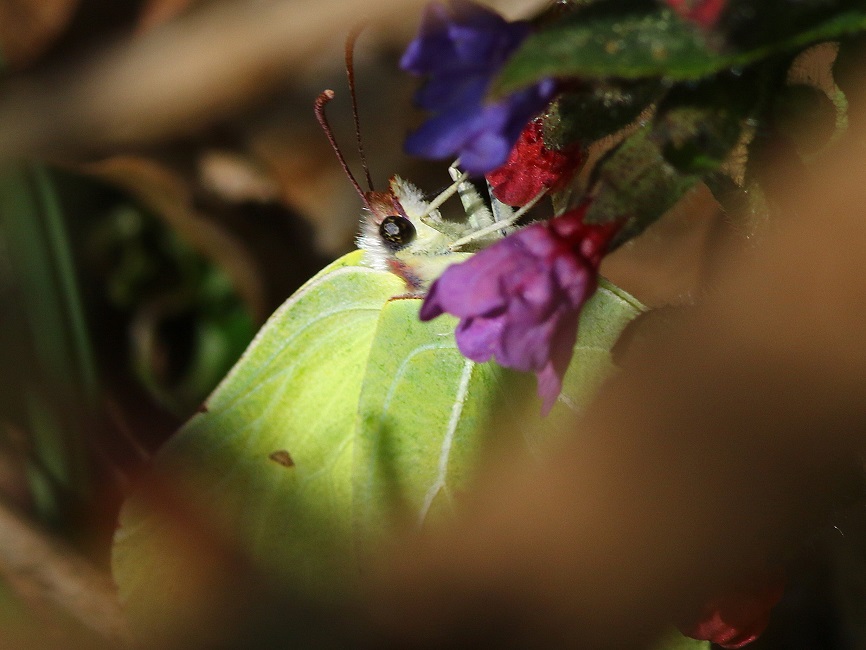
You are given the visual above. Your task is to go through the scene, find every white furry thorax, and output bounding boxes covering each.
[356,173,502,292]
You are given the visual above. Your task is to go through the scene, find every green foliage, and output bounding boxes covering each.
[508,1,866,244]
[542,79,663,148]
[582,69,765,241]
[497,3,866,91]
[773,83,841,155]
[85,199,256,416]
[0,164,96,526]
[113,250,642,635]
[585,127,703,242]
[498,3,711,87]
[653,71,764,173]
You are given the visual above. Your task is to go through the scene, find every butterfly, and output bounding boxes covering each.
[315,87,541,294]
[111,34,642,639]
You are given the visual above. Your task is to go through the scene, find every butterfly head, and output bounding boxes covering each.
[357,176,465,292]
[315,38,488,295]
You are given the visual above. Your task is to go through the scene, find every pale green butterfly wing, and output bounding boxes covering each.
[113,171,645,639]
[113,258,642,634]
[112,250,404,631]
[556,277,644,414]
[352,299,512,536]
[651,629,710,650]
[351,277,644,540]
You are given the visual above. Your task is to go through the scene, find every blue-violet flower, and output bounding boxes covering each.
[400,0,556,176]
[419,205,619,414]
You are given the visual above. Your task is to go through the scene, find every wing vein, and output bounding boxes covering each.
[417,358,474,526]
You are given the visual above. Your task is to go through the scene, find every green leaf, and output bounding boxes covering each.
[0,164,97,523]
[112,250,643,637]
[652,70,762,174]
[586,127,703,244]
[495,5,866,92]
[542,80,663,149]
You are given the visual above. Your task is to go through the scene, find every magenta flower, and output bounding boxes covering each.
[419,206,619,414]
[400,0,556,175]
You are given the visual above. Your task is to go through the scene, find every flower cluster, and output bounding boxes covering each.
[393,0,847,645]
[486,118,584,206]
[420,206,619,414]
[400,0,555,175]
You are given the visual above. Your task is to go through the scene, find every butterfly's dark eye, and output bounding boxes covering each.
[379,215,416,250]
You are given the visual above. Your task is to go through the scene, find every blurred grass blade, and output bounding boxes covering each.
[0,163,97,523]
[29,165,98,402]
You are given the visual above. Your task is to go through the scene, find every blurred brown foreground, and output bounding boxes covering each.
[0,0,864,647]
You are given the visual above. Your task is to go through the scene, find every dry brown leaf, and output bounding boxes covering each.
[137,0,207,32]
[0,0,544,160]
[0,498,127,644]
[197,150,280,204]
[0,0,79,69]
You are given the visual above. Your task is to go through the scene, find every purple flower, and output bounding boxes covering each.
[400,1,555,176]
[419,206,619,414]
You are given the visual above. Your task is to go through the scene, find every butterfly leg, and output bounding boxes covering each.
[486,178,515,235]
[448,188,547,251]
[447,164,495,230]
[418,162,471,223]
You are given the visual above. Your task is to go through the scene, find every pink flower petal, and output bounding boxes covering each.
[420,205,619,412]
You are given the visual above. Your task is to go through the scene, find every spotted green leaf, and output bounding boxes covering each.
[495,5,866,93]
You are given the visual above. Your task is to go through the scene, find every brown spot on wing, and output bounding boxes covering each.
[268,450,294,467]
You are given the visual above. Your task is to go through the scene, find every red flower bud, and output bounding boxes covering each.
[485,119,583,207]
[678,567,785,649]
[665,0,727,28]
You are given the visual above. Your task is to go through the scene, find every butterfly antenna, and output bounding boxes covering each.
[345,25,375,192]
[315,89,370,207]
